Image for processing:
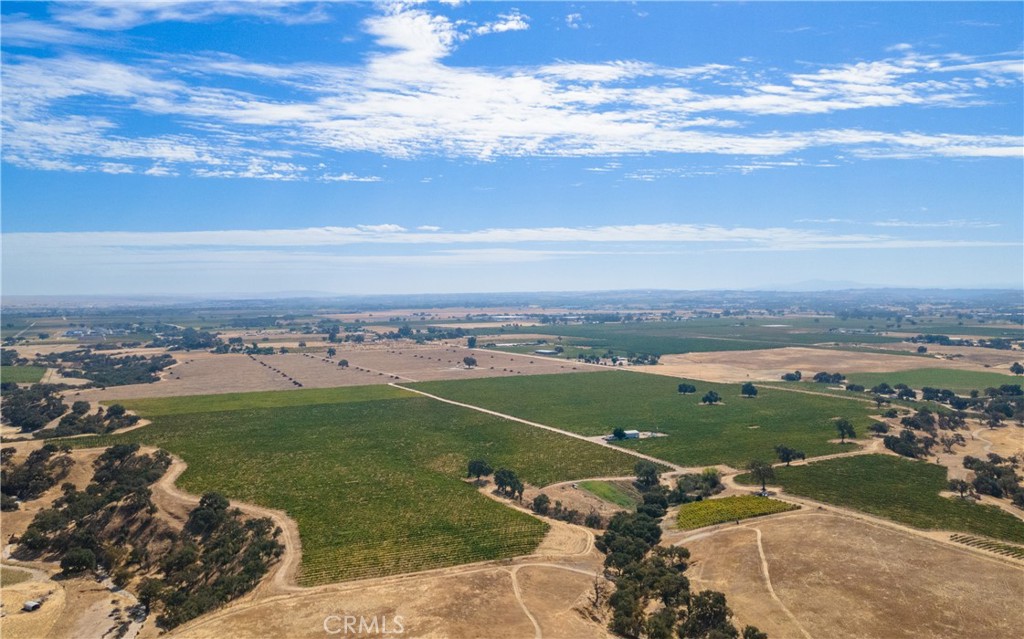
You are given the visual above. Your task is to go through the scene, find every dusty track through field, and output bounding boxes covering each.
[717,469,1024,568]
[147,452,305,596]
[751,527,812,639]
[392,383,684,472]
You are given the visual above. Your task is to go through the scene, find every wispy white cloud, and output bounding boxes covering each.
[2,3,1021,178]
[4,222,1013,253]
[0,14,104,46]
[565,13,585,30]
[321,172,382,183]
[473,10,529,36]
[869,218,1001,228]
[50,1,329,30]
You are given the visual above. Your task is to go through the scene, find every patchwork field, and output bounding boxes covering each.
[674,496,799,530]
[737,454,1024,543]
[73,386,641,585]
[0,365,47,383]
[684,512,1024,639]
[72,345,591,403]
[653,346,966,383]
[578,480,640,508]
[410,371,876,468]
[499,320,903,356]
[845,368,1022,394]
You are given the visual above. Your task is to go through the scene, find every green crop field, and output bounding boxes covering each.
[0,567,32,586]
[498,320,902,356]
[845,368,1022,395]
[578,480,639,508]
[113,384,411,417]
[675,496,799,530]
[0,365,47,383]
[410,371,875,468]
[73,387,642,585]
[736,454,1024,544]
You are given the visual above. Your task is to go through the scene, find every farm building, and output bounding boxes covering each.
[603,429,641,441]
[533,349,560,355]
[22,600,41,612]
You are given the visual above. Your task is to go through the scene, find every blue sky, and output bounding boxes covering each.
[1,1,1022,296]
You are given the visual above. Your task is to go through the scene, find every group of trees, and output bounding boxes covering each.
[678,383,755,401]
[36,349,176,387]
[883,406,973,458]
[907,334,1014,350]
[595,466,766,639]
[531,493,603,528]
[150,327,219,351]
[780,371,801,382]
[1,443,74,510]
[869,382,917,401]
[143,492,284,629]
[38,401,139,439]
[17,444,174,580]
[961,454,1023,508]
[17,444,283,630]
[883,430,935,459]
[813,371,845,384]
[668,469,724,504]
[1,347,28,366]
[467,460,525,500]
[0,383,68,431]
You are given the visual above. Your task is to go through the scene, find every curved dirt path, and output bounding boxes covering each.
[751,527,812,639]
[718,471,1024,568]
[393,384,685,472]
[509,565,542,639]
[148,453,304,596]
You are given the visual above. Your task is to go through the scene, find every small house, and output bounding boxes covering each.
[623,430,640,439]
[23,601,41,612]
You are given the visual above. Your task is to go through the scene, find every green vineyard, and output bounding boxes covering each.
[949,534,1024,560]
[79,389,641,585]
[675,495,799,531]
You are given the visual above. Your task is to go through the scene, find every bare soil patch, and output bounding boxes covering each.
[169,561,608,639]
[653,346,1002,383]
[0,576,65,639]
[682,511,1024,639]
[525,482,631,520]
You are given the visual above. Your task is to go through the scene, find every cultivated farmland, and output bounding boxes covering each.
[410,371,876,468]
[0,365,47,383]
[74,387,641,585]
[675,496,799,530]
[498,319,903,356]
[578,480,639,508]
[845,367,1022,394]
[73,345,591,403]
[737,454,1024,543]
